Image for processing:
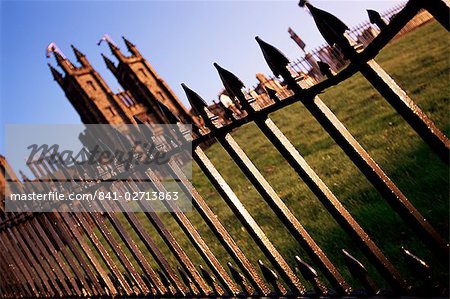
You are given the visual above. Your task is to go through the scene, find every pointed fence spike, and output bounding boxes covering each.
[133,116,155,141]
[181,83,207,117]
[199,265,215,285]
[304,3,351,49]
[255,36,291,77]
[157,101,180,124]
[226,261,252,295]
[401,247,444,295]
[133,115,145,125]
[182,83,217,129]
[217,100,234,121]
[258,260,277,282]
[342,249,378,295]
[367,9,388,30]
[198,265,221,295]
[401,247,431,277]
[214,63,246,102]
[177,266,194,295]
[295,256,327,295]
[157,101,190,144]
[257,260,286,296]
[317,60,334,78]
[265,86,280,102]
[113,127,133,151]
[156,269,172,289]
[298,0,308,8]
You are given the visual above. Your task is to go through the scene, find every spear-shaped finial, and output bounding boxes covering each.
[258,260,286,295]
[265,86,279,102]
[199,265,220,295]
[181,84,208,118]
[317,61,334,78]
[133,115,155,141]
[213,63,246,102]
[255,36,290,78]
[303,3,350,49]
[133,115,145,125]
[177,266,194,294]
[298,0,308,8]
[113,127,133,151]
[295,256,326,295]
[156,101,188,144]
[367,9,388,30]
[227,261,245,286]
[342,249,378,295]
[157,101,180,124]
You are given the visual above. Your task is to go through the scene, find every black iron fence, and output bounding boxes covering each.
[0,0,449,297]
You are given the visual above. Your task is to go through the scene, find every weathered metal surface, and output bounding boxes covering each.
[0,0,448,297]
[214,62,407,292]
[255,33,448,264]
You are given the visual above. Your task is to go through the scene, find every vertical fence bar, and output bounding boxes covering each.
[141,167,241,296]
[193,146,305,295]
[166,158,272,296]
[214,63,408,292]
[7,225,51,296]
[133,114,271,296]
[255,35,449,262]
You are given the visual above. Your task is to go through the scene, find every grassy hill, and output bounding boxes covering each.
[98,20,448,291]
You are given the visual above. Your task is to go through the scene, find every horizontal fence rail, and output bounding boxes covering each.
[1,0,449,297]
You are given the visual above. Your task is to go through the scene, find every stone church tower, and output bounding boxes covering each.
[47,36,194,126]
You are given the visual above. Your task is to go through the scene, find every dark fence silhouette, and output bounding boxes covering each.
[0,0,449,297]
[249,3,434,109]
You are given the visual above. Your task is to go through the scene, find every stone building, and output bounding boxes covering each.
[47,36,195,127]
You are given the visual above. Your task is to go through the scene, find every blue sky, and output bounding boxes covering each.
[0,0,403,154]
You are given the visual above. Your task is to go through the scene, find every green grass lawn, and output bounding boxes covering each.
[91,21,448,292]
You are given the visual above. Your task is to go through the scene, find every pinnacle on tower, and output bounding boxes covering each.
[99,34,126,62]
[52,46,75,74]
[101,53,117,73]
[122,36,140,56]
[47,63,64,86]
[71,44,91,67]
